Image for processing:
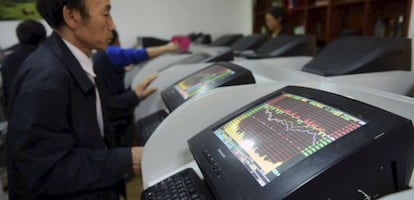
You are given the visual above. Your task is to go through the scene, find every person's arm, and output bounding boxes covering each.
[101,74,158,110]
[105,42,179,69]
[106,45,149,69]
[107,90,140,109]
[145,42,180,58]
[132,147,143,175]
[93,52,158,110]
[132,73,158,101]
[93,51,140,109]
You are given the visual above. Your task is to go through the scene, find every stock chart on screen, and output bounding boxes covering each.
[213,93,366,186]
[174,65,235,100]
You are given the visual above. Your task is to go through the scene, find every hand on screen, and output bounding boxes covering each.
[131,147,143,175]
[134,74,158,100]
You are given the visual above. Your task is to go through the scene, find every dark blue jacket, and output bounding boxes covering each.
[1,43,38,115]
[7,32,132,200]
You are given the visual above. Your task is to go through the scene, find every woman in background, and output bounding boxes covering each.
[265,7,289,37]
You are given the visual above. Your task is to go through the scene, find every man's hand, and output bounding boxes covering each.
[131,147,143,175]
[133,74,158,100]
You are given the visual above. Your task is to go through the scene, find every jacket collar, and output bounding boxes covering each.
[45,32,95,94]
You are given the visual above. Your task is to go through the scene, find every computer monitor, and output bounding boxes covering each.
[157,52,211,73]
[210,34,243,47]
[157,50,234,73]
[201,49,234,63]
[301,36,411,76]
[188,86,414,199]
[137,36,169,48]
[161,62,255,112]
[230,34,269,51]
[239,35,317,59]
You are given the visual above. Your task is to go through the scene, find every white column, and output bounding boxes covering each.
[409,2,414,71]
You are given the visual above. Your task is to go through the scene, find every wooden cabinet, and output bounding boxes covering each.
[253,0,412,45]
[253,0,273,34]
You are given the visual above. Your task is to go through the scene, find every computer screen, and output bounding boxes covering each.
[239,35,316,59]
[213,92,366,187]
[188,86,414,200]
[157,50,234,73]
[176,52,211,65]
[161,62,255,112]
[301,36,411,76]
[173,65,236,100]
[210,34,243,47]
[201,49,234,63]
[157,52,211,73]
[230,34,269,51]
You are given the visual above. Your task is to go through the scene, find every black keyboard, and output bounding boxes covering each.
[141,168,214,200]
[136,110,169,145]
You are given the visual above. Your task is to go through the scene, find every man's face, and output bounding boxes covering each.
[75,0,115,52]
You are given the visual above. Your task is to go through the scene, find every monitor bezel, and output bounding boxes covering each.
[161,62,254,112]
[188,85,406,200]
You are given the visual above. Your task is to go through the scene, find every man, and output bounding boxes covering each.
[1,20,46,116]
[7,0,156,199]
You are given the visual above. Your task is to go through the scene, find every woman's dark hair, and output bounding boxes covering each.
[267,6,286,24]
[110,30,119,45]
[36,0,89,28]
[16,20,47,45]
